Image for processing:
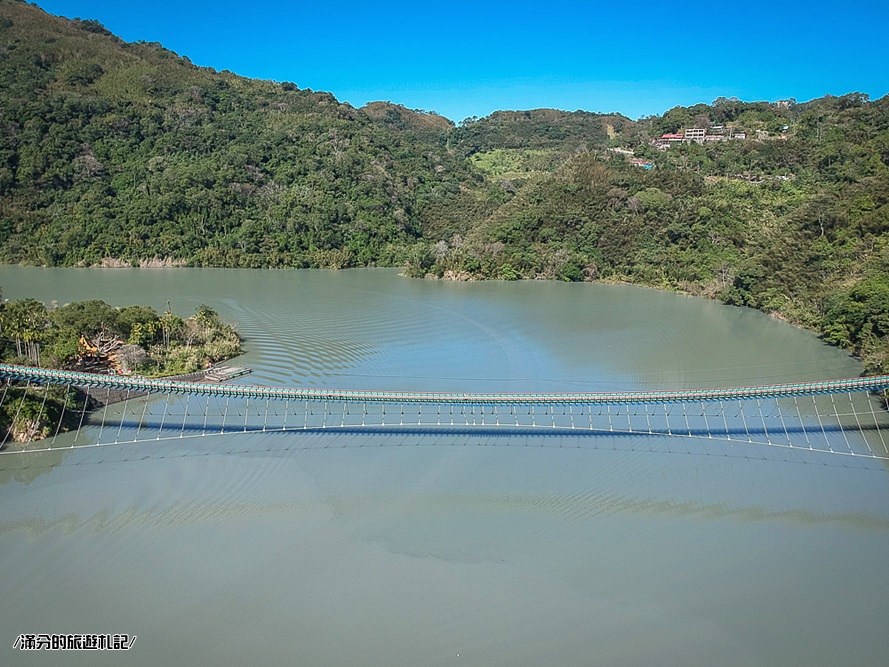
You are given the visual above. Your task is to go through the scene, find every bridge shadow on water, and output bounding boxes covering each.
[3,418,887,473]
[73,417,879,439]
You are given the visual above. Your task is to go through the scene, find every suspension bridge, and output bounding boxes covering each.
[2,363,889,461]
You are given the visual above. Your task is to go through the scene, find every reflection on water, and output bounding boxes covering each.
[1,267,888,667]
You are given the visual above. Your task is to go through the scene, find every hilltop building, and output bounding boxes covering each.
[653,126,749,150]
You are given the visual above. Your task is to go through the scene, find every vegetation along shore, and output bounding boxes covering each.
[0,295,242,443]
[0,0,885,377]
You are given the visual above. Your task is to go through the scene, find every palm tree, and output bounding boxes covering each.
[3,299,47,365]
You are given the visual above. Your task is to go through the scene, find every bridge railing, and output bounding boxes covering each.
[2,363,888,405]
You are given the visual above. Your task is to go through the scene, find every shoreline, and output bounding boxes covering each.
[412,269,879,374]
[0,263,879,377]
[82,363,253,409]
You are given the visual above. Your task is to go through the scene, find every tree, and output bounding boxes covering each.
[49,300,121,338]
[2,299,48,364]
[159,307,183,350]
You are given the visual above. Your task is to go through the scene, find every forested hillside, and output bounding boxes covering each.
[417,95,889,372]
[0,0,477,268]
[0,0,886,373]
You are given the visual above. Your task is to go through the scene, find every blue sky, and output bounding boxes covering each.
[35,0,889,122]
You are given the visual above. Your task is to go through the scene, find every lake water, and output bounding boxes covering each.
[1,267,888,666]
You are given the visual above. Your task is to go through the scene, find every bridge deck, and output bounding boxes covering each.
[2,363,888,405]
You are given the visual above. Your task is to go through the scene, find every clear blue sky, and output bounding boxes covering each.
[35,0,889,122]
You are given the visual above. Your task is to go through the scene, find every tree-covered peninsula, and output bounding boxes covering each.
[0,0,886,374]
[0,295,242,442]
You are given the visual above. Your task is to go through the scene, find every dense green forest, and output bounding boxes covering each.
[0,0,489,268]
[0,0,886,374]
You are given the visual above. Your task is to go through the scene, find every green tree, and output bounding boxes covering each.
[2,299,48,364]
